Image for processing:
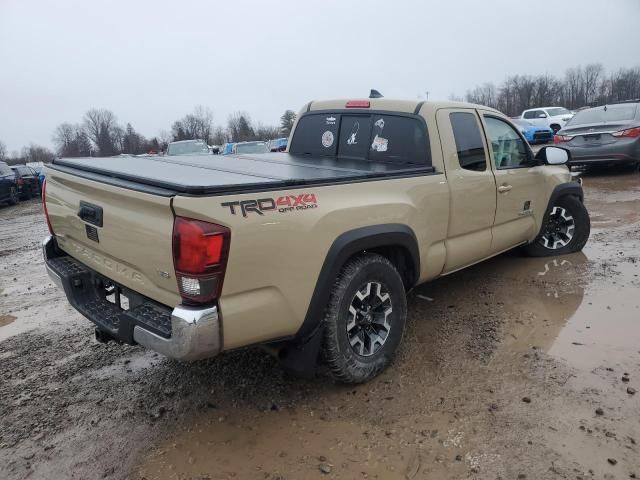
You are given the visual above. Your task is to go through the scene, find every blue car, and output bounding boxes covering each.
[268,137,288,152]
[513,119,554,144]
[221,143,235,155]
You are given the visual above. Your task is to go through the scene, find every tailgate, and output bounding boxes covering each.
[45,167,180,307]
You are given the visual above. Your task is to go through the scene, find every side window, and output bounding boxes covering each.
[368,115,431,165]
[523,111,534,119]
[449,112,487,172]
[484,117,532,169]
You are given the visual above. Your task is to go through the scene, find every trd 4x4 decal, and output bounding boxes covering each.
[221,193,318,217]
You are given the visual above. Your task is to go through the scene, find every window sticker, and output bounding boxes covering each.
[374,118,385,130]
[321,131,334,148]
[346,121,360,145]
[326,116,336,125]
[371,134,388,152]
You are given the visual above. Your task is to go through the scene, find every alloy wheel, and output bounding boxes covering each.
[346,281,393,357]
[540,206,575,249]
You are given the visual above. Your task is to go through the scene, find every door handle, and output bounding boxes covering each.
[498,184,513,193]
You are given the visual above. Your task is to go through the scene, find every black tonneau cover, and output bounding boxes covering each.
[50,153,433,196]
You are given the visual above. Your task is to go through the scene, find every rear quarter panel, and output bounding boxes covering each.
[172,175,449,349]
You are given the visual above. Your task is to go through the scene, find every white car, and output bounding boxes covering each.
[520,107,574,133]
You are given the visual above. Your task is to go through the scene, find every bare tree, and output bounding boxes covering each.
[255,124,281,140]
[227,112,255,142]
[171,106,214,142]
[53,123,92,157]
[211,126,227,145]
[83,108,119,156]
[21,144,55,164]
[0,140,6,161]
[583,64,604,106]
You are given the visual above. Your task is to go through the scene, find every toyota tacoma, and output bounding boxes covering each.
[42,97,590,383]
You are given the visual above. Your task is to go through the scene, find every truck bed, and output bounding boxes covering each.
[50,153,433,196]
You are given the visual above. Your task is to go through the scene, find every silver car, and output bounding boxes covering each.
[555,101,640,167]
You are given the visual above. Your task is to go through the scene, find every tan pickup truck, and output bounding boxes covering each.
[42,97,589,383]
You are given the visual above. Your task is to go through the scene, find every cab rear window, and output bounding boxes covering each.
[289,112,431,166]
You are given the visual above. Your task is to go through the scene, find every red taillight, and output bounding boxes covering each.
[42,178,54,235]
[612,126,640,138]
[172,216,230,304]
[16,178,24,185]
[554,135,571,144]
[345,100,370,108]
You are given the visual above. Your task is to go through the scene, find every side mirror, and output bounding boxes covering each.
[535,146,570,165]
[538,113,547,118]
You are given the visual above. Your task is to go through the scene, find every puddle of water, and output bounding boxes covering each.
[548,258,640,372]
[0,314,16,327]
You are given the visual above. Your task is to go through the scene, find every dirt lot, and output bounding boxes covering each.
[1,168,639,480]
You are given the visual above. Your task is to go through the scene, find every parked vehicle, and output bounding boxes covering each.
[11,165,41,199]
[42,97,589,384]
[166,139,210,156]
[513,119,555,144]
[233,141,270,154]
[555,100,640,167]
[268,137,288,152]
[221,143,235,155]
[521,107,574,133]
[0,161,20,206]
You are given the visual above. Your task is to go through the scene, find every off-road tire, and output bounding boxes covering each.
[322,253,407,384]
[523,195,590,257]
[8,187,19,205]
[24,188,32,200]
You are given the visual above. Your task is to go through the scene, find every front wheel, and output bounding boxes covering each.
[322,253,407,384]
[523,195,590,257]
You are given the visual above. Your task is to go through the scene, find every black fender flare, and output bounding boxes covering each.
[295,223,420,342]
[534,181,584,242]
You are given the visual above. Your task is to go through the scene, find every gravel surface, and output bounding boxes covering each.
[1,168,639,479]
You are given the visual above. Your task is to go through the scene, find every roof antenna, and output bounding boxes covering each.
[369,89,383,99]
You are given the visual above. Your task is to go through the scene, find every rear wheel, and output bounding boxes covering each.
[523,195,590,257]
[23,187,32,200]
[322,253,407,384]
[8,187,19,205]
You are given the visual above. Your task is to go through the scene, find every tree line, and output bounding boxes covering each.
[50,107,297,159]
[0,107,297,164]
[461,64,640,117]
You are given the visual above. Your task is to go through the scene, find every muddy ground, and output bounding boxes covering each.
[1,168,639,480]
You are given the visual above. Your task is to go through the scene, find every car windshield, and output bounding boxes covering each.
[14,166,31,175]
[166,141,209,156]
[545,108,571,117]
[567,104,638,126]
[235,142,269,154]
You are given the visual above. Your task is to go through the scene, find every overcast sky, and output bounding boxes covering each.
[1,0,639,153]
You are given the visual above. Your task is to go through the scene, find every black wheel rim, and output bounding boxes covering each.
[346,281,393,357]
[539,206,575,249]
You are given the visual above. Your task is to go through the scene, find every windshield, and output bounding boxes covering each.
[166,141,209,156]
[546,108,571,117]
[14,166,32,175]
[235,142,269,154]
[567,104,638,126]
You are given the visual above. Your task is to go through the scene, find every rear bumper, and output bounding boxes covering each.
[566,141,639,165]
[43,235,221,361]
